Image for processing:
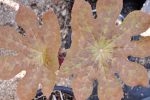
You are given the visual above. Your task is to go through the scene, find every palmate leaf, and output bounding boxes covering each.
[63,11,150,99]
[0,5,60,99]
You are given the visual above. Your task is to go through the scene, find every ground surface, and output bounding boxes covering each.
[0,0,150,100]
